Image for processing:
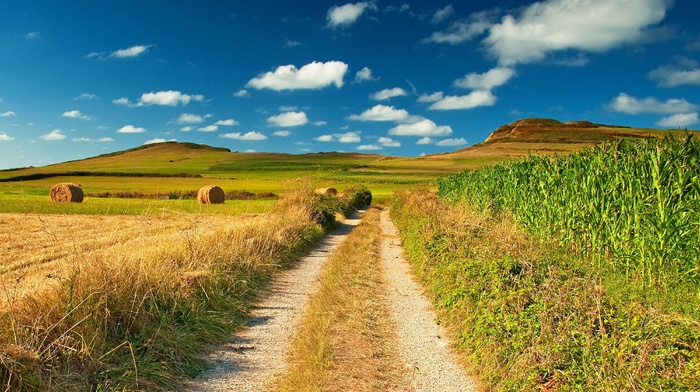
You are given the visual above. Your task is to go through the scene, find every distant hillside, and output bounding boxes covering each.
[430,118,688,163]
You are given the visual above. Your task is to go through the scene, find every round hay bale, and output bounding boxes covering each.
[314,187,338,196]
[197,185,225,204]
[50,183,84,203]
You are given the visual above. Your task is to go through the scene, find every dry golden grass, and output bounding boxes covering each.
[0,191,326,391]
[273,206,408,391]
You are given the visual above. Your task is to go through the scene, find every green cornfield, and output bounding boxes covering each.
[438,134,700,286]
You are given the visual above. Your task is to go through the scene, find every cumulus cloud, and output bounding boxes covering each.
[428,90,497,110]
[348,104,416,122]
[378,136,400,147]
[181,126,193,132]
[610,93,697,114]
[0,111,15,117]
[113,97,131,106]
[656,113,699,128]
[327,2,377,28]
[274,130,292,137]
[454,67,515,90]
[357,144,382,150]
[484,0,668,65]
[389,119,452,137]
[215,119,238,126]
[417,92,444,103]
[436,137,468,146]
[370,87,407,101]
[355,67,379,83]
[220,131,268,140]
[0,133,14,141]
[649,65,700,87]
[117,125,146,133]
[41,129,66,141]
[110,45,152,58]
[416,137,435,144]
[139,91,204,106]
[267,111,308,127]
[337,131,361,143]
[198,125,218,132]
[423,10,496,44]
[233,89,249,97]
[315,135,334,142]
[62,110,93,120]
[432,4,455,23]
[315,131,361,143]
[177,113,204,124]
[145,138,176,145]
[247,61,348,91]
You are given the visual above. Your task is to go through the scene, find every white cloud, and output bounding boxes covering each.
[370,87,407,101]
[378,136,400,147]
[423,10,496,44]
[110,45,151,58]
[454,67,515,90]
[274,130,292,137]
[348,104,418,122]
[337,131,361,143]
[233,89,249,97]
[657,113,699,128]
[180,126,193,132]
[25,32,40,40]
[41,129,66,141]
[357,144,382,151]
[389,119,452,137]
[649,65,700,87]
[99,137,115,142]
[417,137,435,144]
[74,93,97,101]
[610,93,697,114]
[177,113,204,124]
[138,91,204,106]
[267,111,308,127]
[417,92,444,103]
[484,0,668,65]
[436,138,468,146]
[432,4,454,23]
[62,110,93,120]
[355,67,379,83]
[285,39,303,48]
[198,125,219,132]
[327,2,377,28]
[145,138,176,145]
[279,106,298,111]
[113,97,131,106]
[315,135,334,142]
[220,131,267,140]
[215,119,238,126]
[429,90,497,110]
[247,61,348,91]
[117,125,146,134]
[0,133,14,141]
[0,111,15,117]
[313,121,327,126]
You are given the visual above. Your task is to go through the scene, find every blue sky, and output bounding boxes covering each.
[1,0,699,169]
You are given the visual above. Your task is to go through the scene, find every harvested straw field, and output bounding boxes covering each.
[0,212,259,308]
[49,183,83,203]
[197,185,225,204]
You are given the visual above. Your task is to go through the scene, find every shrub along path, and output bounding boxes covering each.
[189,208,476,391]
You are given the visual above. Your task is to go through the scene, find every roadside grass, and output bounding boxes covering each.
[391,191,700,391]
[273,206,406,392]
[0,188,371,391]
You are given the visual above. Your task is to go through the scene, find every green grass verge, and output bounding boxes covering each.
[390,191,700,391]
